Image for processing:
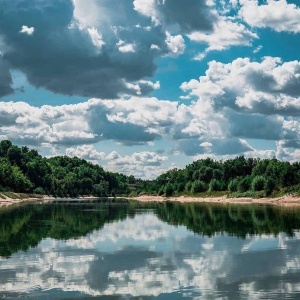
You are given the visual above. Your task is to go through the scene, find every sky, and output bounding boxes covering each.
[0,0,299,179]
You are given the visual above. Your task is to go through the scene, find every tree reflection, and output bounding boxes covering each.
[1,200,300,257]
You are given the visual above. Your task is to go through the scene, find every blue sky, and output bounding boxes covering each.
[0,0,300,178]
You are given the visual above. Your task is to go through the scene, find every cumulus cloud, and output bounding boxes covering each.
[0,96,187,150]
[239,0,300,33]
[165,32,185,56]
[19,25,35,35]
[104,151,168,178]
[66,144,105,161]
[189,16,257,60]
[179,56,300,159]
[0,0,195,99]
[1,54,300,168]
[87,27,105,50]
[133,0,215,33]
[181,57,300,116]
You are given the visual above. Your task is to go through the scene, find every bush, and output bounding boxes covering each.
[264,178,276,196]
[209,179,222,192]
[164,183,174,197]
[251,176,266,191]
[191,180,207,193]
[33,187,45,195]
[185,182,192,193]
[238,176,252,192]
[228,178,239,192]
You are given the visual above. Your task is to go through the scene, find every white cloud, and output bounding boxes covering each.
[87,27,105,50]
[189,16,257,60]
[165,32,185,56]
[239,0,300,33]
[150,44,160,50]
[200,142,213,148]
[19,25,35,35]
[181,57,300,116]
[133,0,159,25]
[104,151,168,179]
[1,56,299,167]
[66,145,105,160]
[118,41,136,53]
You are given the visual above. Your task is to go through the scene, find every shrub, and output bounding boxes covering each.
[164,183,174,197]
[209,179,222,192]
[191,180,207,193]
[251,176,266,191]
[264,178,276,196]
[33,187,45,195]
[228,178,239,192]
[185,182,192,193]
[238,176,252,192]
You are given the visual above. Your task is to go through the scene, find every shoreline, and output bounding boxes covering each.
[133,195,300,207]
[1,194,300,209]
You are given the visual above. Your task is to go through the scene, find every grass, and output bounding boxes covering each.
[228,191,266,198]
[0,192,44,200]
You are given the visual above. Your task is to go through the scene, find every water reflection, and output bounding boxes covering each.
[1,200,300,299]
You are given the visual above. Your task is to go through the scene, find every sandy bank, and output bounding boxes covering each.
[1,194,300,209]
[133,195,300,207]
[0,195,55,208]
[0,195,97,209]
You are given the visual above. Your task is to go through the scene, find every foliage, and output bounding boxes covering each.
[0,140,299,198]
[0,140,133,197]
[191,180,207,193]
[251,176,267,191]
[137,156,300,197]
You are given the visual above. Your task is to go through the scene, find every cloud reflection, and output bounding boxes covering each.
[0,213,300,299]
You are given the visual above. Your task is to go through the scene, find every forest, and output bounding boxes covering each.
[136,154,300,198]
[0,140,133,197]
[0,140,299,198]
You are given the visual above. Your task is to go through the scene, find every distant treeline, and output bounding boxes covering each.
[136,156,300,197]
[0,140,134,197]
[0,140,299,198]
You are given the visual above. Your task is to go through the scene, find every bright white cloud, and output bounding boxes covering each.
[118,41,136,53]
[104,151,168,179]
[66,145,105,160]
[189,16,257,60]
[87,27,105,50]
[19,25,35,35]
[165,32,185,56]
[181,57,300,116]
[239,0,300,33]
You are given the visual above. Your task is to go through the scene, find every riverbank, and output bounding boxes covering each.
[1,193,300,209]
[133,195,300,207]
[0,193,97,208]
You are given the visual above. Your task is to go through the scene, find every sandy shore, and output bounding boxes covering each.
[1,194,300,209]
[133,195,300,207]
[0,195,55,208]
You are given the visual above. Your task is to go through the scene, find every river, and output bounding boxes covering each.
[1,199,300,299]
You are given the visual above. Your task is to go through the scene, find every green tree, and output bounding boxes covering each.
[191,180,207,193]
[251,176,266,191]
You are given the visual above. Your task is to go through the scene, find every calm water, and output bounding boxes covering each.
[1,200,300,299]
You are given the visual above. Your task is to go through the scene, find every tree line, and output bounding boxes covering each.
[136,156,300,197]
[0,140,133,197]
[0,140,299,198]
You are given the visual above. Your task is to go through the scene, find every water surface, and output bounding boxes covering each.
[1,200,300,299]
